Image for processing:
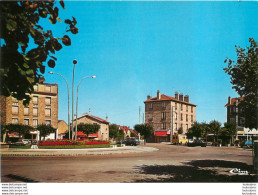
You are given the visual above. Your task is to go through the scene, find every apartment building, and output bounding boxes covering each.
[144,90,197,142]
[1,83,58,140]
[225,96,245,126]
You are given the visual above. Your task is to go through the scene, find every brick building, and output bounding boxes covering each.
[225,96,245,126]
[144,90,197,142]
[74,110,109,141]
[1,83,58,141]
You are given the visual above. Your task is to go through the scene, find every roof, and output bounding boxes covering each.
[120,126,130,132]
[225,97,244,107]
[144,94,197,106]
[76,114,109,124]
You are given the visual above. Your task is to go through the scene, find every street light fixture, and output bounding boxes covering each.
[48,71,71,139]
[75,75,96,140]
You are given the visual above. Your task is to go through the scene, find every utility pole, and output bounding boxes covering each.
[171,103,174,144]
[139,106,141,124]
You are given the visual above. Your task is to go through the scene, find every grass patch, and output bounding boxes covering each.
[9,145,31,149]
[38,144,110,149]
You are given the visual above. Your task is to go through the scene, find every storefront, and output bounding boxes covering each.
[154,130,170,143]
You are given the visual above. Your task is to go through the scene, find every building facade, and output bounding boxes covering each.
[74,111,109,141]
[1,83,58,140]
[57,120,68,139]
[144,90,197,142]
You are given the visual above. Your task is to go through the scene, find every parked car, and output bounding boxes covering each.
[122,138,140,146]
[187,140,207,147]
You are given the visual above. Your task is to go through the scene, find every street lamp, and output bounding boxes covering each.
[71,59,77,140]
[75,75,96,140]
[48,71,71,139]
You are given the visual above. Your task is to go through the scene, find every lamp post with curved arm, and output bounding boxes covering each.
[75,75,96,140]
[48,71,71,139]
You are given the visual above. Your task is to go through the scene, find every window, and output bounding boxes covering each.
[186,105,188,112]
[45,85,51,92]
[163,123,166,129]
[181,113,183,121]
[175,123,177,130]
[45,97,51,105]
[33,107,38,116]
[33,85,38,91]
[162,112,166,119]
[181,104,183,111]
[175,103,177,110]
[186,114,188,122]
[45,107,51,117]
[191,106,193,113]
[45,120,51,125]
[12,118,18,124]
[24,119,29,125]
[33,96,38,104]
[162,102,166,108]
[175,113,178,120]
[191,115,193,122]
[33,119,38,127]
[12,103,19,115]
[24,107,29,115]
[186,124,189,130]
[149,103,153,109]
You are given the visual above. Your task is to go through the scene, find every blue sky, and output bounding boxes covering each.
[42,1,258,128]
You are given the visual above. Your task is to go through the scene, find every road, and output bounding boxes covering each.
[1,143,256,182]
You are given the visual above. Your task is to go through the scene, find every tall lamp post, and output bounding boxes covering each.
[71,60,77,140]
[48,71,71,139]
[75,75,96,140]
[170,104,175,144]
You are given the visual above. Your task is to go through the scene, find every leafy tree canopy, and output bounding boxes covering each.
[109,124,119,139]
[3,123,35,138]
[223,122,237,137]
[0,1,78,105]
[224,38,258,129]
[37,124,56,140]
[134,124,153,140]
[77,123,100,137]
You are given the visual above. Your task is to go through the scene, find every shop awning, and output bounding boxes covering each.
[155,131,168,137]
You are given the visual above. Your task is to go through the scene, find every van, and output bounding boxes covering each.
[172,134,188,145]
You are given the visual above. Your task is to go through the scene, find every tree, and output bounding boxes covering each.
[223,122,237,145]
[187,122,202,139]
[177,127,183,134]
[209,120,221,143]
[77,123,100,139]
[109,124,120,140]
[37,124,56,140]
[224,38,258,129]
[200,122,210,142]
[1,1,79,105]
[134,124,153,144]
[4,123,34,141]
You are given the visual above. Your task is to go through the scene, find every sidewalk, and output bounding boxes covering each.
[0,146,159,157]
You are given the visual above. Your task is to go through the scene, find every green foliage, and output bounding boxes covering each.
[134,124,153,140]
[177,127,183,134]
[77,123,100,137]
[223,122,237,137]
[37,124,56,140]
[0,1,78,105]
[187,122,202,139]
[224,38,258,129]
[4,123,35,138]
[109,124,120,140]
[209,120,221,142]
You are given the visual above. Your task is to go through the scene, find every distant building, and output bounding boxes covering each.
[1,83,58,141]
[225,96,257,139]
[144,90,197,143]
[57,120,68,139]
[117,125,131,138]
[74,110,109,141]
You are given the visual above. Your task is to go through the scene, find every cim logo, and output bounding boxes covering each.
[229,168,249,175]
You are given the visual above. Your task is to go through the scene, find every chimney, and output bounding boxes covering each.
[179,93,184,101]
[184,95,189,102]
[175,91,178,100]
[89,108,91,116]
[106,115,108,122]
[147,95,151,100]
[157,90,161,100]
[228,96,231,104]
